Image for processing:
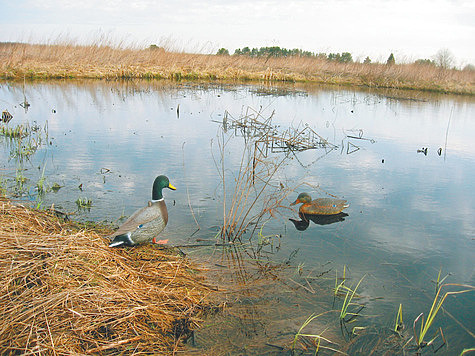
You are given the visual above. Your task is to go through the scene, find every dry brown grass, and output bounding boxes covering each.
[1,42,474,95]
[0,198,214,355]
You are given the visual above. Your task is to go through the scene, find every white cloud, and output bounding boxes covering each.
[0,0,473,63]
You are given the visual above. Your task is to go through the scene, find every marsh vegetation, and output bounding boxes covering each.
[1,41,473,94]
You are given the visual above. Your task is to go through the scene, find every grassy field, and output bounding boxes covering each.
[1,42,474,95]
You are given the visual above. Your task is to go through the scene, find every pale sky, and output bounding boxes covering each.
[1,0,474,65]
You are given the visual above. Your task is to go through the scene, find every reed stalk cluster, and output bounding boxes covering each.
[0,198,213,354]
[1,42,473,95]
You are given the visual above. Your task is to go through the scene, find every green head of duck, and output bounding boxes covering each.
[152,175,176,200]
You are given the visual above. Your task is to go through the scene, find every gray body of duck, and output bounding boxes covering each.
[108,175,176,247]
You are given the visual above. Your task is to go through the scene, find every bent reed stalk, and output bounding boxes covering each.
[0,198,214,354]
[1,42,474,95]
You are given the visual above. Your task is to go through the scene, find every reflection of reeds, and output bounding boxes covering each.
[0,199,213,354]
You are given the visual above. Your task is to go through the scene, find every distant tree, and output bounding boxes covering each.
[463,64,475,71]
[216,48,230,56]
[233,48,241,55]
[414,59,435,66]
[434,49,454,69]
[328,53,340,61]
[241,47,251,56]
[339,52,353,63]
[327,52,352,63]
[386,53,395,65]
[363,56,371,64]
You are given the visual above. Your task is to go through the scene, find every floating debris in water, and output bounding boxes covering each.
[219,106,277,138]
[342,129,376,155]
[19,100,30,109]
[437,147,442,156]
[249,87,308,97]
[417,147,428,155]
[216,106,337,158]
[255,125,337,158]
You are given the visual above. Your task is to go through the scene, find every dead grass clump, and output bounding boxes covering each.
[0,198,213,354]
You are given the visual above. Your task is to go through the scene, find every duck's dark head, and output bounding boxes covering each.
[152,175,176,200]
[290,192,312,205]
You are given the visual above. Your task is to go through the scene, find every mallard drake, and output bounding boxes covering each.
[291,192,348,215]
[108,175,176,247]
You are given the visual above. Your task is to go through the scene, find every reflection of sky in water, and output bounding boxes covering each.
[1,81,474,351]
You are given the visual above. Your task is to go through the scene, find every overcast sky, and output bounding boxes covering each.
[1,0,473,65]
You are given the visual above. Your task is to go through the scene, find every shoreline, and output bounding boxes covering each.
[1,43,473,96]
[0,198,215,354]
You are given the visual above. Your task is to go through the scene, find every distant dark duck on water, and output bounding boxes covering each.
[290,192,349,215]
[108,175,176,247]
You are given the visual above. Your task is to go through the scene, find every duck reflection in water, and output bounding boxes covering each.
[289,211,349,230]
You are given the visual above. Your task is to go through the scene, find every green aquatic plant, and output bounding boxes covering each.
[256,221,280,253]
[15,167,28,191]
[34,165,48,209]
[394,303,403,335]
[413,283,475,351]
[1,121,48,163]
[76,197,93,209]
[339,275,365,322]
[334,265,347,297]
[36,165,47,195]
[291,312,346,355]
[434,267,450,294]
[51,182,62,192]
[0,176,6,197]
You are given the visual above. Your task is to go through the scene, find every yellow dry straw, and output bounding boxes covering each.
[0,199,213,354]
[1,42,473,95]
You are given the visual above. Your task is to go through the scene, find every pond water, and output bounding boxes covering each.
[1,80,474,355]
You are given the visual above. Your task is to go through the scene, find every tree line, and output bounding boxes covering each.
[217,46,355,63]
[215,46,464,69]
